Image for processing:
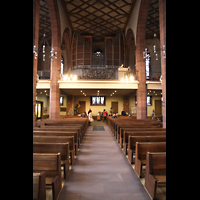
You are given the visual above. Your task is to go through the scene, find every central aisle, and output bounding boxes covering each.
[58,120,150,200]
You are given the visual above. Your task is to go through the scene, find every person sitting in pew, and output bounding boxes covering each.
[121,110,126,116]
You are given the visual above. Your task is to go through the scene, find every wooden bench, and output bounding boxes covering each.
[33,130,78,155]
[33,135,74,165]
[127,135,166,164]
[123,131,166,155]
[36,118,88,135]
[119,127,166,147]
[135,142,166,178]
[114,121,162,138]
[33,153,62,200]
[33,143,69,179]
[107,117,162,136]
[34,126,82,147]
[33,172,46,200]
[145,152,166,200]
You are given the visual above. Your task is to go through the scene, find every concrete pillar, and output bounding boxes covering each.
[159,0,166,128]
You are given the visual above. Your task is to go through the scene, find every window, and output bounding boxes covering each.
[145,54,150,78]
[61,57,64,77]
[147,96,152,106]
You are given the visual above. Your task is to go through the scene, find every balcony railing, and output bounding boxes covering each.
[37,66,160,82]
[37,70,50,79]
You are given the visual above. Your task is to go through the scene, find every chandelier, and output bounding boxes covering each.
[62,68,77,81]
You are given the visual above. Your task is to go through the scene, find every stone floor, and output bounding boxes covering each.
[57,120,151,200]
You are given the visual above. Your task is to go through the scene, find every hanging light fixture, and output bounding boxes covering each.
[143,48,150,60]
[143,5,164,61]
[33,45,38,59]
[50,48,57,60]
[162,45,166,58]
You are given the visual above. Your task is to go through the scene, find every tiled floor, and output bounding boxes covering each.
[46,120,166,200]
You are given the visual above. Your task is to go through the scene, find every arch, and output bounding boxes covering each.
[63,28,72,72]
[125,28,135,68]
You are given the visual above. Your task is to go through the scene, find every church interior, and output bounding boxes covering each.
[33,0,166,199]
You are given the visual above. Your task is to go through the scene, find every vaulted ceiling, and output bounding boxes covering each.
[38,0,159,45]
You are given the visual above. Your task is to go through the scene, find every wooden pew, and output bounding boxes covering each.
[107,117,162,136]
[145,152,166,200]
[123,131,166,155]
[114,121,162,138]
[127,135,166,164]
[33,143,69,179]
[119,127,166,147]
[34,126,82,147]
[36,118,88,135]
[33,153,62,200]
[33,135,75,165]
[33,130,78,155]
[135,142,166,178]
[33,172,46,200]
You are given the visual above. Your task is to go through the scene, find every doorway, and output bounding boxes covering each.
[35,101,43,120]
[155,100,162,117]
[111,102,118,114]
[79,101,86,114]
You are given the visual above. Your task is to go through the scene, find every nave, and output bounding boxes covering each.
[58,120,150,200]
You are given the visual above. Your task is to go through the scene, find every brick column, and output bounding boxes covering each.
[136,0,151,119]
[49,54,60,119]
[33,0,40,127]
[47,0,61,119]
[159,0,166,128]
[136,47,147,119]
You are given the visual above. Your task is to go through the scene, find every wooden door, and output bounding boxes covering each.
[79,101,86,114]
[155,100,162,117]
[123,96,129,114]
[111,102,118,114]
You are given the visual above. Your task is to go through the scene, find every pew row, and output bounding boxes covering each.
[33,153,62,200]
[119,127,166,147]
[33,172,46,200]
[33,143,69,179]
[145,152,166,200]
[33,135,74,166]
[127,135,166,164]
[135,142,166,178]
[123,131,166,155]
[33,130,78,155]
[34,126,82,146]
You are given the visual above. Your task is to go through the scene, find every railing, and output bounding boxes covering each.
[37,70,50,79]
[72,65,119,70]
[37,66,160,81]
[79,68,118,80]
